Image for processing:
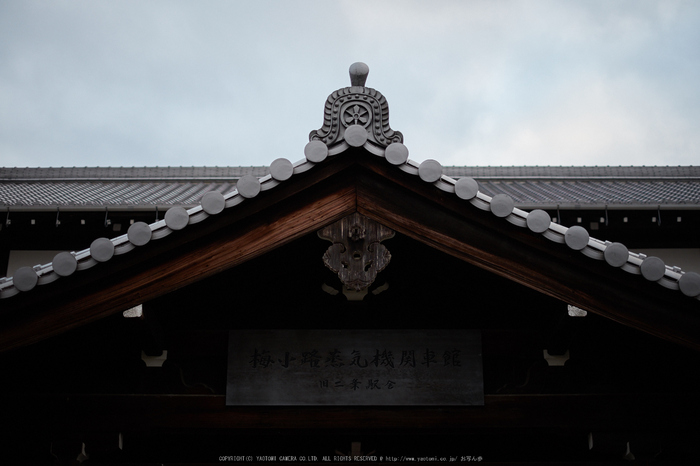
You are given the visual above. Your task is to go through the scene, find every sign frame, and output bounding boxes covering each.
[226,329,483,406]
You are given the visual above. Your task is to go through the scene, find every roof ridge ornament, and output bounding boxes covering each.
[349,62,369,87]
[309,62,403,152]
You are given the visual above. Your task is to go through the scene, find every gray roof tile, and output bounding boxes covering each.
[2,166,698,209]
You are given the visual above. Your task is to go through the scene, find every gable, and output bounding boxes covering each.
[1,63,699,354]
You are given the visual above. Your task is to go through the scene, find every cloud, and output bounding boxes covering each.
[1,0,699,167]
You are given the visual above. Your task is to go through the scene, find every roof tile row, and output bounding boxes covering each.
[2,167,699,209]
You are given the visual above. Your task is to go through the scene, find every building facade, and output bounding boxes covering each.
[1,64,700,464]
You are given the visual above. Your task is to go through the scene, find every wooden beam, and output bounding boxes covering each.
[3,393,698,433]
[351,163,700,351]
[0,176,358,352]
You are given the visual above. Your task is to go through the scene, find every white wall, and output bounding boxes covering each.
[6,250,65,277]
[636,248,700,274]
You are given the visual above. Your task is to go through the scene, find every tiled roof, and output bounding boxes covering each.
[451,166,700,209]
[446,166,700,178]
[2,158,700,302]
[1,62,699,306]
[0,166,268,180]
[0,167,267,210]
[2,166,699,210]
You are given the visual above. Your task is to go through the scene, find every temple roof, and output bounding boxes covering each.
[1,63,699,353]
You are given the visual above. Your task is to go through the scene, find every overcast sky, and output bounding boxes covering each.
[1,0,699,168]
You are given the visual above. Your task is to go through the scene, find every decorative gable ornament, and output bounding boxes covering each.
[309,62,404,153]
[318,213,395,292]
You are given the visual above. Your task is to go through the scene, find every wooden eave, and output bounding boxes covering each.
[1,149,699,352]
